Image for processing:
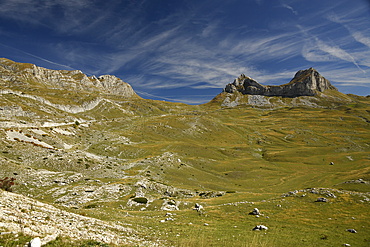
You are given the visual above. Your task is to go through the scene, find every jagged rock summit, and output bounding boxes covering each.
[224,68,337,97]
[0,58,137,98]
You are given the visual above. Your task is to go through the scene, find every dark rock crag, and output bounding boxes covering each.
[224,68,337,97]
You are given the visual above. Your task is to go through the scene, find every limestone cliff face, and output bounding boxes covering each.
[224,68,337,97]
[0,58,137,98]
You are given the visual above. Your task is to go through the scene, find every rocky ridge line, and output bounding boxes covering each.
[224,68,337,97]
[0,58,137,98]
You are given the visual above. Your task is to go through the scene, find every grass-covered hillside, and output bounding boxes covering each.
[0,59,369,246]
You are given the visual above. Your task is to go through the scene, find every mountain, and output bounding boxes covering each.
[212,68,355,108]
[0,58,355,107]
[0,58,369,246]
[0,58,137,98]
[224,68,337,97]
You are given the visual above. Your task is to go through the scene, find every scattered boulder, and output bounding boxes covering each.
[329,162,334,165]
[346,229,357,233]
[159,217,174,223]
[252,225,268,231]
[161,199,179,211]
[316,197,328,202]
[356,178,366,183]
[326,192,336,198]
[249,208,260,215]
[193,203,204,212]
[344,178,369,184]
[198,191,225,198]
[28,237,41,247]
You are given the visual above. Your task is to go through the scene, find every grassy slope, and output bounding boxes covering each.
[67,97,370,246]
[0,71,369,246]
[108,98,369,246]
[74,96,369,246]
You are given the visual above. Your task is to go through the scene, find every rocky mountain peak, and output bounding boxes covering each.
[290,67,337,93]
[0,58,137,98]
[224,68,337,97]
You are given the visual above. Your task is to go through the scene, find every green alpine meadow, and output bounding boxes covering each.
[0,58,369,246]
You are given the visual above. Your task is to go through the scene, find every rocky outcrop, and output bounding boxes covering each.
[0,58,137,97]
[224,68,337,97]
[0,190,152,246]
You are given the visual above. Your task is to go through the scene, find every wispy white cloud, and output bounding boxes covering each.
[298,12,370,77]
[55,0,369,98]
[200,21,220,38]
[0,0,95,32]
[326,8,370,49]
[281,3,298,15]
[319,66,370,87]
[352,32,370,48]
[0,42,75,70]
[304,38,368,74]
[317,39,363,68]
[1,0,369,103]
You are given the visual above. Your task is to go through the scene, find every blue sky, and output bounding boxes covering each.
[0,0,369,104]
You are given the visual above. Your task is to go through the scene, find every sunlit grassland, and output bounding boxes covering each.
[63,98,369,246]
[1,87,369,246]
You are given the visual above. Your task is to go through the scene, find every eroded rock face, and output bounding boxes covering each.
[96,75,136,97]
[0,190,146,246]
[224,68,337,97]
[0,58,137,98]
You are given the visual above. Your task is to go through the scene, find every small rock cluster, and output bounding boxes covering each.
[159,212,175,223]
[344,178,369,184]
[316,197,329,202]
[282,188,338,199]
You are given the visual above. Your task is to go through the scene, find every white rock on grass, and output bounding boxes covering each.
[28,237,41,247]
[252,225,268,231]
[250,208,260,215]
[193,203,203,212]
